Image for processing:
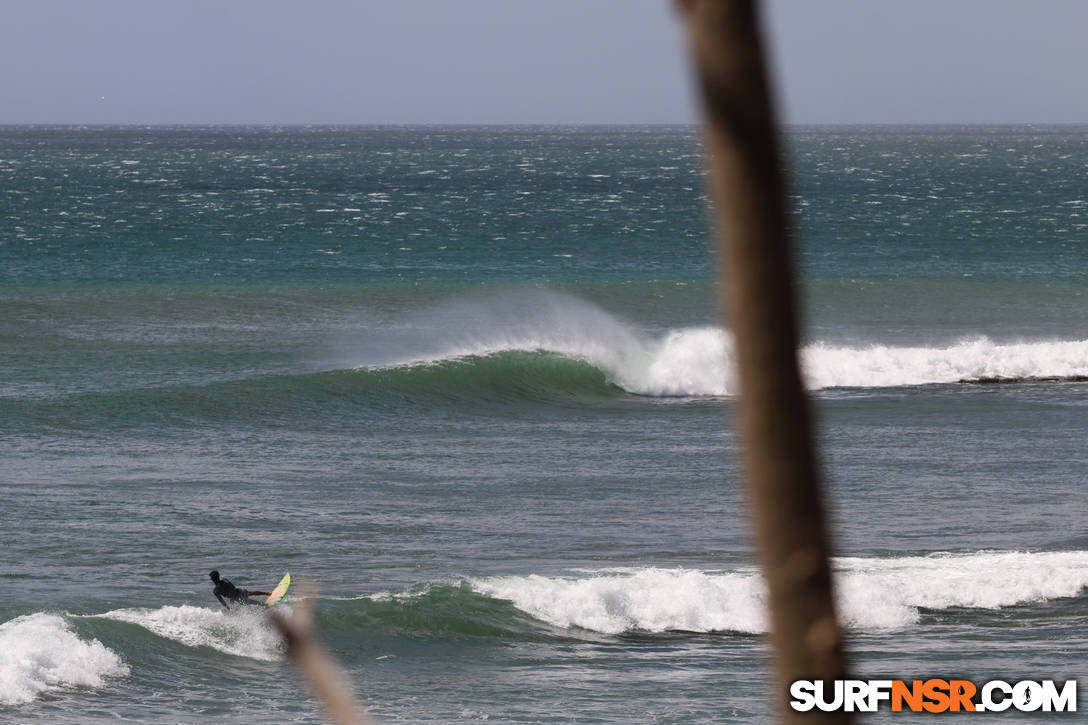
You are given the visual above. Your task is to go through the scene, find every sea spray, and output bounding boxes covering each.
[0,613,129,706]
[348,289,653,376]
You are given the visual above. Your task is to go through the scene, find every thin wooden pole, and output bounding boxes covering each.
[676,1,850,721]
[269,594,374,725]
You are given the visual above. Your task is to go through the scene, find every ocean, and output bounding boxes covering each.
[1,125,1086,722]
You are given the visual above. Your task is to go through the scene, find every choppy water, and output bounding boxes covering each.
[2,126,1086,722]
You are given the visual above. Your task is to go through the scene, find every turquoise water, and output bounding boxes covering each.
[2,126,1086,722]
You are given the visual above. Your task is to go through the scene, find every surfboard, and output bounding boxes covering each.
[265,573,291,606]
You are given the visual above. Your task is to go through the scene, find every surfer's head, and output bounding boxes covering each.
[209,570,220,583]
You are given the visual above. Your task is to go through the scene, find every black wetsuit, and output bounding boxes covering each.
[213,577,251,608]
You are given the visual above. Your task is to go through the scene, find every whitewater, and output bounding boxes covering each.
[0,615,129,707]
[468,550,1088,633]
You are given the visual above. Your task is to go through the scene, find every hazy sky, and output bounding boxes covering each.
[3,0,1087,125]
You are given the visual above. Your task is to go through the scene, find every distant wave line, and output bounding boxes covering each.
[9,333,1088,410]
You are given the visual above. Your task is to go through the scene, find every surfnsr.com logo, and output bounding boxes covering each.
[790,679,1078,713]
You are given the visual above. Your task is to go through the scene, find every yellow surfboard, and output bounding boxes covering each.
[265,573,291,606]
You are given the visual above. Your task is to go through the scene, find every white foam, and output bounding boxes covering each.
[97,605,283,661]
[472,568,765,634]
[469,551,1088,634]
[0,613,129,706]
[638,332,1088,395]
[835,550,1088,628]
[619,327,731,396]
[803,337,1088,389]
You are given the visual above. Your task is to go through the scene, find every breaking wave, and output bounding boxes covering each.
[95,605,284,662]
[466,550,1088,634]
[0,613,129,706]
[353,331,1088,398]
[338,290,1088,397]
[11,292,1088,421]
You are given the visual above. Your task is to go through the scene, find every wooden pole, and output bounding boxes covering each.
[269,594,374,725]
[675,1,850,721]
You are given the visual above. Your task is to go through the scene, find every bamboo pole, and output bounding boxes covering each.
[675,1,850,721]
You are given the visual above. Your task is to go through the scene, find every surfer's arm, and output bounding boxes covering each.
[215,593,230,609]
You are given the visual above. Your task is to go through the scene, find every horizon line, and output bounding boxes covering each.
[3,121,1087,129]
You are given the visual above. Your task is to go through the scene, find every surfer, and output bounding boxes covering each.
[209,570,272,609]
